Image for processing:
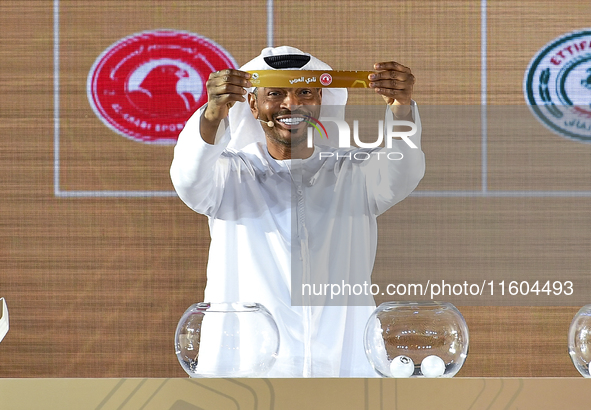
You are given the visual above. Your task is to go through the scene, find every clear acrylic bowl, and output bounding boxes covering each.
[364,301,469,378]
[568,304,591,377]
[175,302,280,377]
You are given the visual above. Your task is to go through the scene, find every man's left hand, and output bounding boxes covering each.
[369,61,415,118]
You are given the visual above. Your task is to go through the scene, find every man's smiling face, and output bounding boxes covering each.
[249,87,322,151]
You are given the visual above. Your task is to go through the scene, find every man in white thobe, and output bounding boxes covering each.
[171,46,425,377]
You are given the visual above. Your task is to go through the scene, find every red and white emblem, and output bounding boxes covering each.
[319,73,333,86]
[88,30,237,144]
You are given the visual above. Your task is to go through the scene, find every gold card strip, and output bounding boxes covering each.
[247,70,375,88]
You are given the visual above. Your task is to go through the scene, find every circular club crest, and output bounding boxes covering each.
[524,29,591,142]
[88,30,237,144]
[319,73,333,86]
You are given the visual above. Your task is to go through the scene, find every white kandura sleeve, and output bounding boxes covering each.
[365,102,426,216]
[170,105,231,217]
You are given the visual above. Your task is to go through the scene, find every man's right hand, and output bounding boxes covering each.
[200,69,251,144]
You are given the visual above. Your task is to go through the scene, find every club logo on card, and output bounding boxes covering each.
[524,29,591,142]
[319,73,333,86]
[87,30,237,144]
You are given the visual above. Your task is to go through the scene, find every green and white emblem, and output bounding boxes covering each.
[524,30,591,142]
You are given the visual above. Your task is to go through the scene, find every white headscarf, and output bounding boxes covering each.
[227,46,347,150]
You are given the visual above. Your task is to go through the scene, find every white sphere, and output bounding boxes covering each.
[420,355,446,377]
[389,355,414,378]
